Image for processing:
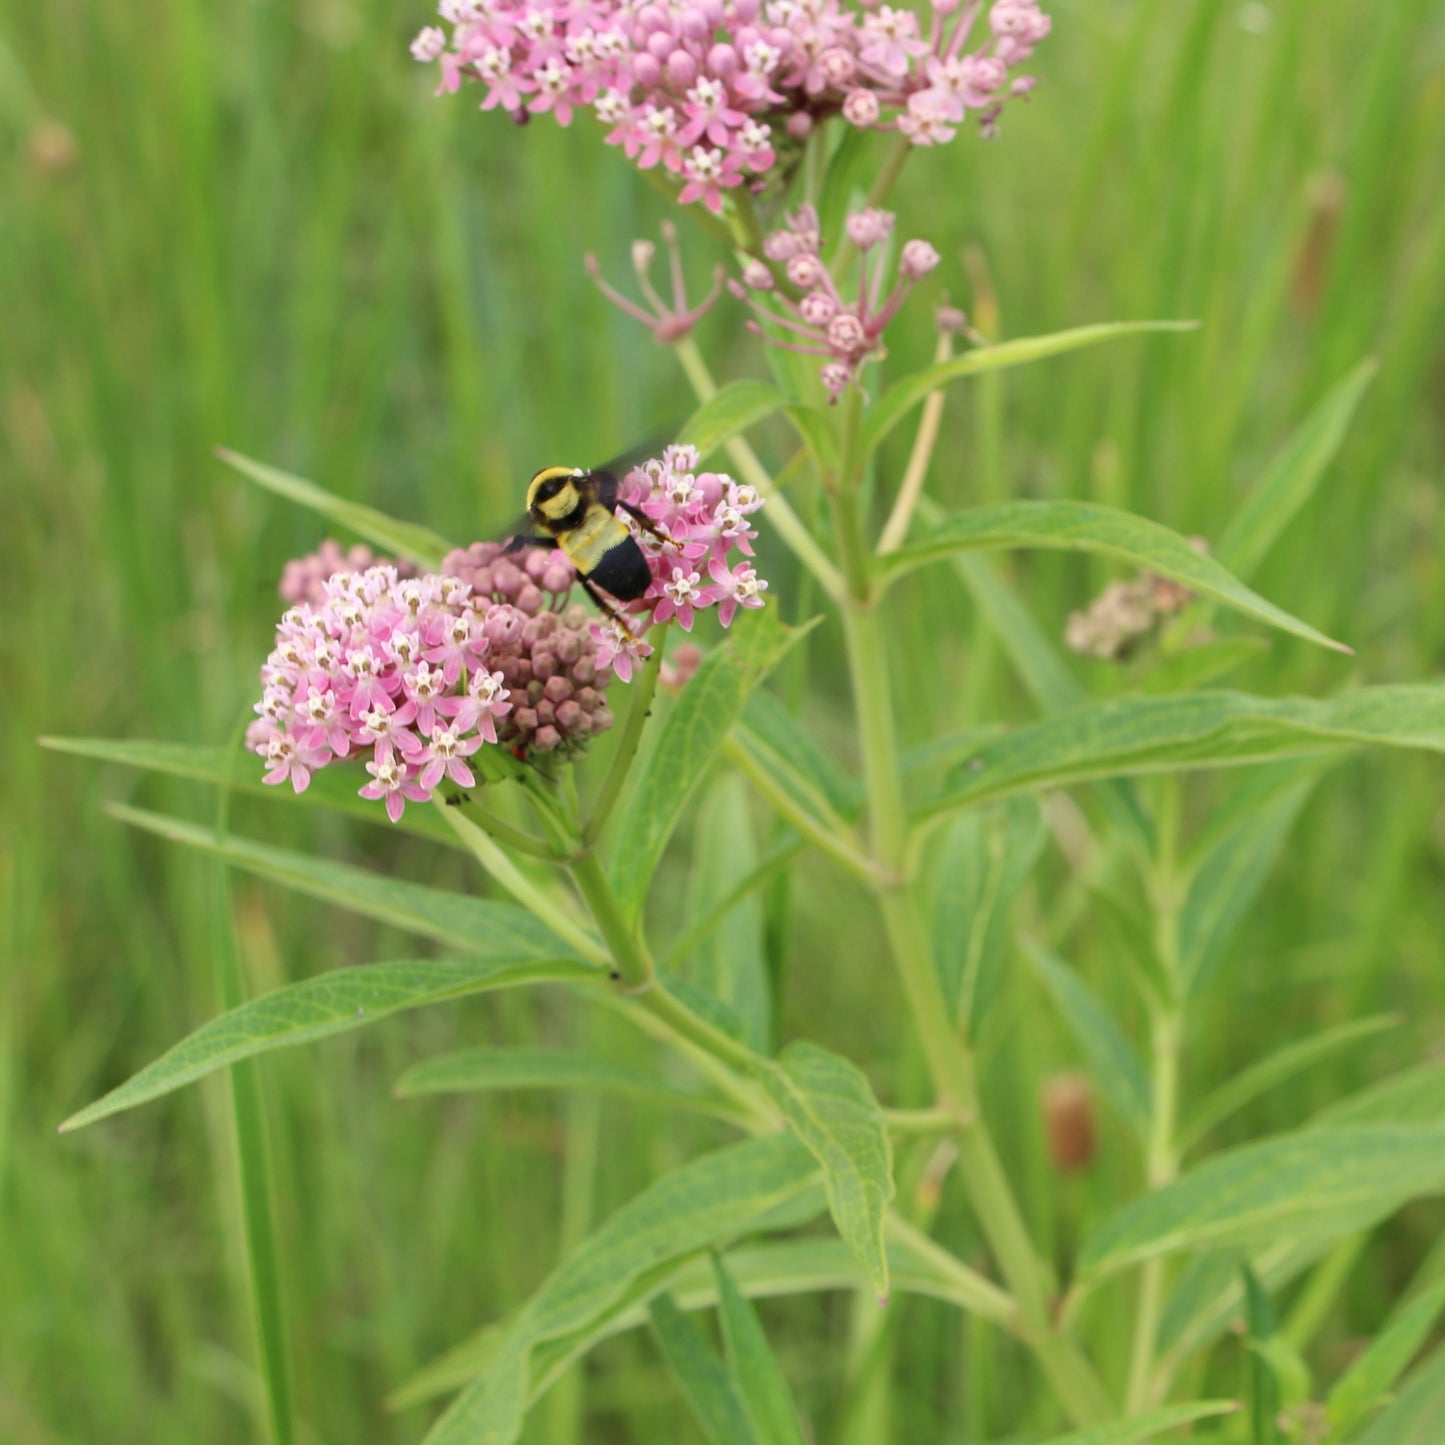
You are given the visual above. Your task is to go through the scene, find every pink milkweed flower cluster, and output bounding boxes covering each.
[279,540,417,606]
[412,0,1050,212]
[734,204,939,399]
[587,443,771,679]
[248,553,615,822]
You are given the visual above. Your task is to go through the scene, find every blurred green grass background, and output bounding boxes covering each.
[3,0,1443,1439]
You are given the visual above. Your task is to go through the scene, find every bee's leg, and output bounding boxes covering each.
[503,534,556,555]
[617,502,675,547]
[579,575,628,624]
[443,791,471,807]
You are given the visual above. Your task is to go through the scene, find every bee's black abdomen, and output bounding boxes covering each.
[588,538,652,601]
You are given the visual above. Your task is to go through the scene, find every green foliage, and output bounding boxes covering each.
[1327,1279,1445,1437]
[1027,1402,1240,1445]
[681,380,791,464]
[712,1255,808,1445]
[647,1294,761,1445]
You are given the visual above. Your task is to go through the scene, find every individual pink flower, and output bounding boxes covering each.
[359,755,431,823]
[707,555,769,626]
[416,724,485,790]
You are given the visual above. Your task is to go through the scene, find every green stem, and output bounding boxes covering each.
[585,632,665,844]
[1126,778,1185,1411]
[458,802,560,860]
[884,1213,1015,1326]
[439,802,610,970]
[721,733,877,885]
[569,847,654,993]
[830,133,913,277]
[877,331,953,554]
[672,335,846,602]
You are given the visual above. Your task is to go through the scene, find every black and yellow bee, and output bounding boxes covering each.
[506,462,671,619]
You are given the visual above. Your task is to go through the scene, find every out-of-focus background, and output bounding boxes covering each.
[3,0,1443,1439]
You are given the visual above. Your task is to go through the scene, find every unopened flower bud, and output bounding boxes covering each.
[845,207,893,251]
[741,259,775,290]
[799,291,838,327]
[842,89,881,126]
[787,253,824,288]
[900,239,941,279]
[786,111,813,140]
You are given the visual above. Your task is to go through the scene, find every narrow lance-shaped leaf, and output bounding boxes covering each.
[1179,1015,1398,1151]
[860,320,1199,459]
[1328,1279,1445,1437]
[609,609,808,922]
[1080,1124,1445,1279]
[760,1042,895,1299]
[681,379,790,464]
[1028,1401,1240,1445]
[647,1295,759,1445]
[1217,357,1378,580]
[217,447,455,568]
[915,685,1445,820]
[1026,943,1151,1141]
[712,1255,808,1445]
[878,499,1347,655]
[107,803,584,961]
[61,956,594,1132]
[394,1046,747,1124]
[424,1135,825,1445]
[1353,1347,1445,1445]
[40,735,465,849]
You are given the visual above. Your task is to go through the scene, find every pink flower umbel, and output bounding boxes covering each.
[735,204,940,400]
[412,0,1051,211]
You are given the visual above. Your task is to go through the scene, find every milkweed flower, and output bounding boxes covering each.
[734,204,939,399]
[412,0,1050,212]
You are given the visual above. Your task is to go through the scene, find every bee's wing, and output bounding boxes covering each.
[497,512,547,553]
[586,427,679,511]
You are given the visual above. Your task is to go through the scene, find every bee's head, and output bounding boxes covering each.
[527,466,587,525]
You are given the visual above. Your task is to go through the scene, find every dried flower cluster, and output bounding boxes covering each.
[1064,565,1200,661]
[734,204,938,398]
[412,0,1050,211]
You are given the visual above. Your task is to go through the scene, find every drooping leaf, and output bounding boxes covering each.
[1217,357,1378,580]
[609,609,807,922]
[41,735,464,848]
[106,803,583,960]
[217,447,454,567]
[1080,1125,1445,1279]
[423,1135,825,1445]
[681,380,791,464]
[394,1046,746,1123]
[1178,773,1319,996]
[648,1294,759,1445]
[1328,1279,1445,1436]
[914,686,1445,820]
[684,774,772,1052]
[860,321,1199,459]
[878,500,1346,654]
[1026,943,1152,1140]
[1352,1347,1445,1445]
[1026,1402,1239,1445]
[760,1042,895,1299]
[932,798,1045,1037]
[1179,1016,1399,1151]
[61,957,593,1132]
[712,1256,808,1445]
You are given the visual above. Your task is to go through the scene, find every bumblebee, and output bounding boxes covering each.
[506,463,670,619]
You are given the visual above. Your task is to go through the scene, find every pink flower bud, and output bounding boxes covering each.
[667,49,698,86]
[741,259,774,290]
[786,111,813,140]
[845,207,894,251]
[799,291,837,327]
[533,725,562,751]
[821,362,852,397]
[708,42,738,75]
[899,239,941,279]
[633,52,662,86]
[786,253,824,288]
[763,231,799,262]
[826,311,868,354]
[842,89,881,127]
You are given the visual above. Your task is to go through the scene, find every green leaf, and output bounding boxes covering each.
[394,1046,745,1121]
[1313,1063,1445,1129]
[782,402,837,470]
[423,1135,825,1445]
[932,798,1045,1037]
[608,610,806,922]
[1080,1125,1445,1279]
[712,1256,808,1445]
[40,735,465,849]
[1027,1401,1240,1445]
[740,690,857,823]
[760,1042,895,1299]
[1179,1016,1399,1151]
[684,774,771,1052]
[1353,1347,1445,1445]
[915,686,1445,819]
[106,803,584,960]
[680,380,790,463]
[217,447,454,568]
[1217,357,1378,580]
[647,1295,759,1445]
[1135,636,1269,695]
[860,321,1199,460]
[1328,1279,1445,1436]
[61,956,592,1132]
[878,500,1347,655]
[1026,943,1151,1140]
[1242,1266,1284,1444]
[1178,773,1319,996]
